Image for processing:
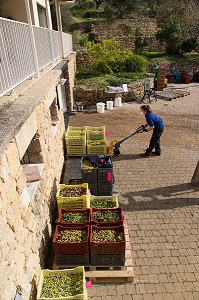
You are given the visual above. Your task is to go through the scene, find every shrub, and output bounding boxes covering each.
[87,39,132,75]
[107,76,130,86]
[82,9,105,19]
[181,38,197,54]
[125,55,147,72]
[134,27,148,53]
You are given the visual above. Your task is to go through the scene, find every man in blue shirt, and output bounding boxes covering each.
[140,105,164,157]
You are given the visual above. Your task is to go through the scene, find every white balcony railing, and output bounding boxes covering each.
[0,17,73,97]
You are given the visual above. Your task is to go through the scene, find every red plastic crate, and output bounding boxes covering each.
[53,225,90,255]
[91,207,123,226]
[90,225,125,255]
[57,208,91,227]
[182,76,190,84]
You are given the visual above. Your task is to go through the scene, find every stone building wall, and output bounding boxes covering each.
[0,56,75,299]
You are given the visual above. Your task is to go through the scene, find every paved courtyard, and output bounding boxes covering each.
[66,84,199,300]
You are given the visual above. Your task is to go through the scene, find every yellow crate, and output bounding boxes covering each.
[87,126,105,140]
[90,195,119,208]
[66,145,87,155]
[87,139,107,154]
[65,132,86,146]
[36,266,87,300]
[65,127,87,146]
[57,184,90,212]
[68,126,87,132]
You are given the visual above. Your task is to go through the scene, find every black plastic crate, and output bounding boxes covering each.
[91,254,125,266]
[98,167,113,182]
[81,157,97,184]
[97,189,113,196]
[97,183,113,196]
[88,183,98,196]
[56,253,90,266]
[69,179,82,185]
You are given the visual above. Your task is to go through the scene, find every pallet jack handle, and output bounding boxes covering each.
[117,125,145,145]
[113,125,146,155]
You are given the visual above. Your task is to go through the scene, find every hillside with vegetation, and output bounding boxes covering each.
[51,0,199,88]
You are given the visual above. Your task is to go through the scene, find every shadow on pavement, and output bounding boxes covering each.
[113,153,144,161]
[120,182,199,211]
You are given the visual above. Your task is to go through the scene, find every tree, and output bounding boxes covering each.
[93,0,105,9]
[156,0,199,55]
[156,17,183,55]
[134,27,148,53]
[105,0,138,18]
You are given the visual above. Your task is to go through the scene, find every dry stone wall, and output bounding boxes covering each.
[89,19,164,52]
[0,56,75,299]
[74,78,154,107]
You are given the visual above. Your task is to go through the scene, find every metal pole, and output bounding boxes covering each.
[45,0,55,64]
[55,0,64,58]
[24,0,40,77]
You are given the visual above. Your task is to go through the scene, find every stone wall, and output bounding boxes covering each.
[167,61,199,73]
[89,19,164,52]
[0,56,75,299]
[74,78,154,107]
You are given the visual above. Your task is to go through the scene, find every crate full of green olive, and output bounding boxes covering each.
[53,225,90,255]
[36,266,87,300]
[57,209,90,227]
[90,195,119,208]
[87,139,107,155]
[90,225,126,255]
[56,184,89,212]
[91,207,123,226]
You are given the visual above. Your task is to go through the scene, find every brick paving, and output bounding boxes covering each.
[65,84,199,300]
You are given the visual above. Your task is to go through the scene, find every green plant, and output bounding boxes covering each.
[134,27,148,53]
[181,38,197,54]
[82,9,104,19]
[87,39,132,74]
[156,17,182,55]
[125,55,147,72]
[120,23,132,34]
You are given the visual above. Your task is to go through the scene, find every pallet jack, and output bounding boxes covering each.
[108,125,146,156]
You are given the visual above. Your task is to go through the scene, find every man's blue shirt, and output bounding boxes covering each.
[145,112,164,129]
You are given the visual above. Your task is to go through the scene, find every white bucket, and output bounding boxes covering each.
[114,97,122,107]
[96,102,105,113]
[106,100,113,110]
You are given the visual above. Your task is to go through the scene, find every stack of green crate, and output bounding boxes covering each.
[65,126,87,155]
[87,126,107,155]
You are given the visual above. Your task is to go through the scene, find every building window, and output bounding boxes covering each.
[50,98,60,135]
[21,133,44,204]
[37,4,47,28]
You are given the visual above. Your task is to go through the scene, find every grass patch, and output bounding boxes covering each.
[75,73,147,89]
[142,51,199,65]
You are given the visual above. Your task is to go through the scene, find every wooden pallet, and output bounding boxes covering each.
[168,89,190,96]
[53,223,134,283]
[156,89,190,101]
[156,91,181,100]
